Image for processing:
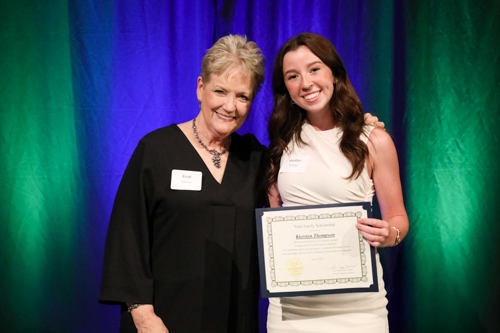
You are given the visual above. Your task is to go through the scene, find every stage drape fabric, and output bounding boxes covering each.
[0,1,498,332]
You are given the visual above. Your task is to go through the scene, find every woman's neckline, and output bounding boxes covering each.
[304,119,338,133]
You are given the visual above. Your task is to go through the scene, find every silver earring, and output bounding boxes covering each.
[198,100,202,110]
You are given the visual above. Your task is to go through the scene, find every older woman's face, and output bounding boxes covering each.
[196,67,254,140]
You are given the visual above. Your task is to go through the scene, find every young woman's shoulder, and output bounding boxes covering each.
[367,127,394,147]
[366,127,398,169]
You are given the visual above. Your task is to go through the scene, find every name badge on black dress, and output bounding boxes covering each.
[170,169,202,191]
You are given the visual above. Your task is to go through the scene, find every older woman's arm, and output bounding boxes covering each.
[356,128,409,247]
[128,304,168,333]
[364,113,385,130]
[100,139,166,330]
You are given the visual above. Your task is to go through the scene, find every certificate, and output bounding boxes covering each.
[256,202,378,297]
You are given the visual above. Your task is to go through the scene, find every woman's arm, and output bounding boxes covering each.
[101,139,168,332]
[356,128,409,247]
[364,113,385,129]
[268,182,283,208]
[128,304,169,333]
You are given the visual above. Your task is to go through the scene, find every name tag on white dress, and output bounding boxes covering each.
[170,169,202,191]
[279,155,310,173]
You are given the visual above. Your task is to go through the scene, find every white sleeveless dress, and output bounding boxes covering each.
[267,122,389,333]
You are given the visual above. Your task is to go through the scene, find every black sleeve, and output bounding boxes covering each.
[100,139,156,304]
[239,132,268,152]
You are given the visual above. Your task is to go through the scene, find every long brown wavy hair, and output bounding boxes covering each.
[265,32,368,191]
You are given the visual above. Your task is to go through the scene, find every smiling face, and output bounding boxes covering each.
[196,66,254,141]
[282,45,336,119]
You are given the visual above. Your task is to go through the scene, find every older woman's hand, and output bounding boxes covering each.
[364,113,385,130]
[130,305,169,333]
[356,218,392,248]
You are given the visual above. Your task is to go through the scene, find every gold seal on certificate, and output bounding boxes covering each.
[286,259,304,277]
[255,202,378,297]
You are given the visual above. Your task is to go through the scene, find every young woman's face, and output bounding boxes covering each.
[282,46,336,117]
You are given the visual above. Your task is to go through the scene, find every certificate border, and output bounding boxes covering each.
[256,202,378,298]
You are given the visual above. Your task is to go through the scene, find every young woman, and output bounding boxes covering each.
[265,32,409,333]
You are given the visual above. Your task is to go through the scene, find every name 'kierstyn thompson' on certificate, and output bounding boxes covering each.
[256,202,378,297]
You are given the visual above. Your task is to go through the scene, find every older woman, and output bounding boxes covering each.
[100,35,266,333]
[266,33,408,332]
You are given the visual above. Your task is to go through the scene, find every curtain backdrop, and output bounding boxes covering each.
[1,1,498,332]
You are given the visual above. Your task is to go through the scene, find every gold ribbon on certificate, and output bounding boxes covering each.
[256,202,378,297]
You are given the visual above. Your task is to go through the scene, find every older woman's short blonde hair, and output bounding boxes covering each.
[201,35,265,97]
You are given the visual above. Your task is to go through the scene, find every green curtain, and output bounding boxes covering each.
[405,1,500,331]
[0,0,81,329]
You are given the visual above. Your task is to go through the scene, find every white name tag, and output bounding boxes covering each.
[170,169,202,191]
[279,155,310,173]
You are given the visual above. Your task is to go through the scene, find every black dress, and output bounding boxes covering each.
[100,124,266,333]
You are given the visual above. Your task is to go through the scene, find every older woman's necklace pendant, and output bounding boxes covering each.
[192,118,231,169]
